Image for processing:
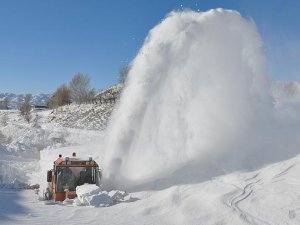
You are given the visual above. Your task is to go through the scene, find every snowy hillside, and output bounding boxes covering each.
[0,111,83,188]
[0,103,115,188]
[0,84,122,189]
[95,84,123,100]
[47,84,123,130]
[48,103,114,130]
[0,93,50,109]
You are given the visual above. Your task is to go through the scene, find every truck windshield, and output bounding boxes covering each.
[56,166,98,192]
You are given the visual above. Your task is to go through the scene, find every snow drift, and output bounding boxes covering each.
[74,184,129,207]
[103,9,300,190]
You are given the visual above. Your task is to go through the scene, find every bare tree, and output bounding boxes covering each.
[48,84,70,108]
[0,102,3,110]
[69,73,93,104]
[0,97,9,110]
[3,97,9,110]
[20,94,32,123]
[87,88,96,103]
[32,114,41,128]
[118,64,131,84]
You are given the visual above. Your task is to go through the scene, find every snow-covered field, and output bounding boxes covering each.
[2,153,300,225]
[2,8,300,225]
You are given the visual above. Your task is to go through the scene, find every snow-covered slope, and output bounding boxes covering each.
[48,103,114,130]
[47,84,122,130]
[95,84,123,100]
[0,84,121,188]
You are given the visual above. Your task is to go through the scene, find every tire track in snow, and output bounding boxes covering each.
[273,163,295,179]
[224,176,272,225]
[223,162,298,225]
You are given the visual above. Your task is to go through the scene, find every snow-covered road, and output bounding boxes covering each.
[2,154,300,225]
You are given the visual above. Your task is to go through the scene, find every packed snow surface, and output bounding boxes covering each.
[2,155,300,224]
[103,9,300,189]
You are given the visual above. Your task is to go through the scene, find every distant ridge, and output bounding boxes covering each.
[0,93,50,109]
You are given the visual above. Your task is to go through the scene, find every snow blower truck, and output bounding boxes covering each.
[45,152,102,201]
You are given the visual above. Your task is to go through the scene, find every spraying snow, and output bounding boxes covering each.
[103,9,300,190]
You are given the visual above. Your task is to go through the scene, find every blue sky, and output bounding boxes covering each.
[0,0,299,94]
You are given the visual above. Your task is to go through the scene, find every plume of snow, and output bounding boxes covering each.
[102,9,300,190]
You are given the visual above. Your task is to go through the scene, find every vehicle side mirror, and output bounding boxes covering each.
[47,170,52,182]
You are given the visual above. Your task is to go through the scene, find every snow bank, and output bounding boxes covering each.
[103,9,300,190]
[0,110,71,157]
[74,184,128,207]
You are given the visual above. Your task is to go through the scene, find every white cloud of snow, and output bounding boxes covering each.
[102,9,300,190]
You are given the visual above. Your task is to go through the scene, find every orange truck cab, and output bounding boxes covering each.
[46,152,102,201]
